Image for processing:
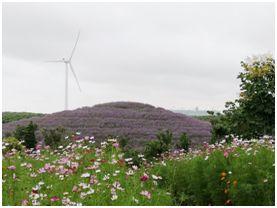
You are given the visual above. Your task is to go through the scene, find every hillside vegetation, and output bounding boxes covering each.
[2,102,211,149]
[2,112,44,124]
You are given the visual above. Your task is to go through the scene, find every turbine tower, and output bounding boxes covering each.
[46,31,81,110]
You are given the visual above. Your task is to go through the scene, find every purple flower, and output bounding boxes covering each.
[7,165,16,171]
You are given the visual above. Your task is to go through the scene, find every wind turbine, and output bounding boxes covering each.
[46,31,82,110]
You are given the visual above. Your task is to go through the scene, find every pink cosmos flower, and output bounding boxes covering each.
[35,144,42,150]
[224,151,229,158]
[203,142,209,149]
[38,167,46,173]
[72,185,79,192]
[140,190,151,199]
[50,196,60,202]
[140,173,149,182]
[59,157,69,164]
[44,163,51,171]
[113,143,119,148]
[26,163,33,169]
[67,169,73,174]
[7,165,16,171]
[71,162,79,170]
[89,175,98,185]
[59,167,68,175]
[21,199,28,205]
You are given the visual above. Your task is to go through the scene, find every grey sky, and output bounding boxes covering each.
[2,2,274,113]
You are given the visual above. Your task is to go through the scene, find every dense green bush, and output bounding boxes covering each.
[123,149,143,167]
[13,121,38,149]
[207,111,231,144]
[155,143,274,206]
[144,130,173,159]
[2,137,24,154]
[228,147,275,205]
[177,133,190,151]
[118,136,129,150]
[41,126,67,149]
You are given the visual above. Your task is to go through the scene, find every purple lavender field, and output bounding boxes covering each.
[2,102,211,149]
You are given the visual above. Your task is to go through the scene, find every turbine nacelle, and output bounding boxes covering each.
[62,58,70,63]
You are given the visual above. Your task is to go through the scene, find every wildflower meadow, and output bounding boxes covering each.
[2,133,274,206]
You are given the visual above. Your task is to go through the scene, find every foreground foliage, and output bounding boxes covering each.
[2,134,274,206]
[155,137,275,205]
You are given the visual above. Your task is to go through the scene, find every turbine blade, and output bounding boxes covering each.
[69,63,82,92]
[69,31,80,61]
[44,60,63,63]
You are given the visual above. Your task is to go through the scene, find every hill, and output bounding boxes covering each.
[2,102,211,148]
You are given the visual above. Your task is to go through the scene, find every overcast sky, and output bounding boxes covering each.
[2,2,274,113]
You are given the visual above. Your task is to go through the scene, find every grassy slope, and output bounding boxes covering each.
[2,112,44,124]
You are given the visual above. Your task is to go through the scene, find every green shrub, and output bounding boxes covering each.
[144,130,173,159]
[41,126,67,149]
[13,121,38,149]
[118,136,129,150]
[144,140,164,159]
[2,137,24,154]
[177,133,190,151]
[123,149,143,167]
[157,130,172,146]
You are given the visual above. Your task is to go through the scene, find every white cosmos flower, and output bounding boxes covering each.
[125,158,133,162]
[103,175,110,181]
[126,169,134,176]
[87,188,95,194]
[38,181,44,186]
[152,174,162,180]
[81,173,90,178]
[111,194,118,201]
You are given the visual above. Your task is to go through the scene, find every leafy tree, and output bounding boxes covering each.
[226,55,274,138]
[13,121,38,148]
[210,55,275,142]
